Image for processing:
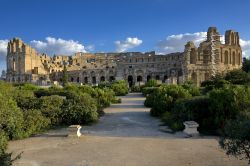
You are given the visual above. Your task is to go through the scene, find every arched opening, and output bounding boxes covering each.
[100,76,105,82]
[147,75,151,82]
[232,52,236,65]
[128,75,133,87]
[191,72,197,84]
[71,77,74,82]
[77,77,80,83]
[137,75,142,82]
[163,75,168,83]
[109,76,115,82]
[238,53,241,65]
[92,76,96,84]
[205,73,210,80]
[156,75,160,80]
[224,51,229,64]
[190,48,196,64]
[84,77,88,84]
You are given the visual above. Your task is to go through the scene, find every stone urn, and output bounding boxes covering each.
[183,121,199,137]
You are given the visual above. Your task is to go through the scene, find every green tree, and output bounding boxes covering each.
[242,57,250,73]
[225,69,250,85]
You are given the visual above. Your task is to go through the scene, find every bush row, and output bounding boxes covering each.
[0,80,126,164]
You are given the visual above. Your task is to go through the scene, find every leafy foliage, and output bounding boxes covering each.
[242,57,250,73]
[144,84,192,116]
[62,93,98,124]
[220,119,250,163]
[110,80,129,96]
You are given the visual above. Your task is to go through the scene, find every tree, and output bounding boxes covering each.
[225,69,250,85]
[220,119,250,163]
[62,62,68,87]
[242,57,250,73]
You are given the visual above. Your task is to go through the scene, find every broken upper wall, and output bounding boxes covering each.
[7,38,49,75]
[183,27,242,77]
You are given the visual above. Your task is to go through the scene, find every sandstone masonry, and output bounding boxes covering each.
[6,27,242,86]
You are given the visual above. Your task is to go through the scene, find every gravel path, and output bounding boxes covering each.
[82,93,185,138]
[8,93,248,166]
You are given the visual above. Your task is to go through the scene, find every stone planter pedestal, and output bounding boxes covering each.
[183,121,199,137]
[68,125,82,138]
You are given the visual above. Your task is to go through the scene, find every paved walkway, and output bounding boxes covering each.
[8,93,248,166]
[82,93,184,138]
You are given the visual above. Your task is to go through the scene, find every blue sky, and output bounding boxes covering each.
[1,0,250,72]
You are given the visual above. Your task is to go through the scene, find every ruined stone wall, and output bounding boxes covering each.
[6,27,242,86]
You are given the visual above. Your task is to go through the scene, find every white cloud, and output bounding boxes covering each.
[240,39,250,57]
[157,32,250,58]
[30,37,87,55]
[85,45,95,52]
[157,32,207,54]
[0,40,8,60]
[115,37,142,52]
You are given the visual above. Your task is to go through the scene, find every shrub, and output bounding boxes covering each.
[62,93,98,124]
[0,94,24,140]
[39,95,64,126]
[142,87,158,96]
[131,86,141,92]
[225,69,250,85]
[220,119,250,163]
[146,85,192,116]
[163,96,210,132]
[0,130,19,166]
[22,109,50,137]
[111,80,129,96]
[13,90,39,110]
[182,81,201,96]
[208,85,250,130]
[201,74,230,92]
[16,83,40,91]
[162,112,184,131]
[145,79,158,87]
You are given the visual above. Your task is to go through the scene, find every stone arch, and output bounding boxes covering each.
[128,75,133,87]
[109,76,115,82]
[84,77,88,84]
[155,75,160,80]
[137,75,142,82]
[190,48,196,64]
[224,50,229,64]
[90,71,95,76]
[232,51,236,65]
[100,76,105,82]
[238,53,241,65]
[147,75,151,82]
[92,76,96,84]
[71,77,74,82]
[77,77,80,83]
[231,33,235,45]
[163,75,168,83]
[191,72,197,84]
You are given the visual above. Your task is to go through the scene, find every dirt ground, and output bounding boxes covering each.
[8,93,248,166]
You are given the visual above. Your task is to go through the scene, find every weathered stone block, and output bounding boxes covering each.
[183,121,199,137]
[67,125,82,138]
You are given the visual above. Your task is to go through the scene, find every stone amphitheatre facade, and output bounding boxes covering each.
[6,27,242,86]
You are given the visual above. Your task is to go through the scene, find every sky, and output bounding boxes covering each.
[0,0,250,72]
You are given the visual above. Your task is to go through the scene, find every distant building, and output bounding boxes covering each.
[6,27,242,86]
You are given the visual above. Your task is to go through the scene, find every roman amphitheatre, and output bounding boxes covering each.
[2,28,249,166]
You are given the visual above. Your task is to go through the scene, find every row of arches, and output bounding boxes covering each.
[69,75,115,84]
[223,51,241,65]
[127,75,170,87]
